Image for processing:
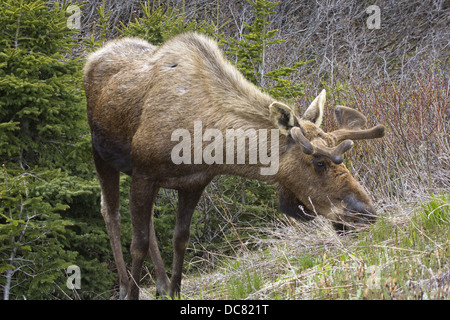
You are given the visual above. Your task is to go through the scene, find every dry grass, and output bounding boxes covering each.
[141,194,449,300]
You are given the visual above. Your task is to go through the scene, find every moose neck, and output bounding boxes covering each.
[219,161,282,185]
[198,80,289,185]
[199,122,290,186]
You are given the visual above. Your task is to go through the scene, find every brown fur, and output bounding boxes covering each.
[84,32,384,299]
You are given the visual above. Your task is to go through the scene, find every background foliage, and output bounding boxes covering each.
[0,0,109,299]
[1,0,448,299]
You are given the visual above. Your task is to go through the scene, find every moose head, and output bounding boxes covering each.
[270,90,385,230]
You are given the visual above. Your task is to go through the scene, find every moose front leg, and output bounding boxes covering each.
[169,188,205,298]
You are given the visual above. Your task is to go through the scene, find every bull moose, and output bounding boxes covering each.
[83,32,385,299]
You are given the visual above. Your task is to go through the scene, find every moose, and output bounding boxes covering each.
[84,32,385,299]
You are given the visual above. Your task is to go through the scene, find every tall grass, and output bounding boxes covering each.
[155,193,448,300]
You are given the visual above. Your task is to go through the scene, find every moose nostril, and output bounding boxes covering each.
[344,195,366,212]
[344,195,376,220]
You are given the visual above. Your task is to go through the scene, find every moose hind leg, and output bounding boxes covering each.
[128,175,159,300]
[149,218,170,298]
[169,188,205,298]
[93,148,129,299]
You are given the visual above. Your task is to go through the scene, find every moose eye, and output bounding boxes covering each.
[313,158,327,172]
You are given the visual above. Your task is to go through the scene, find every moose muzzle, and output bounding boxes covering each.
[343,194,377,223]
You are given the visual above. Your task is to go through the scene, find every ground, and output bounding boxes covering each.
[141,195,449,300]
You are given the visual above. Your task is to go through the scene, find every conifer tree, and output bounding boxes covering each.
[0,0,111,300]
[117,0,219,46]
[0,166,77,300]
[224,0,309,100]
[0,0,86,170]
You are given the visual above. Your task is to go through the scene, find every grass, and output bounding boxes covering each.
[141,193,449,300]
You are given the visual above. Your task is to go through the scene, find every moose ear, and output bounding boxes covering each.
[302,89,326,126]
[334,105,367,130]
[269,101,295,135]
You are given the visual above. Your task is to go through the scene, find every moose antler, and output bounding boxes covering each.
[290,127,354,164]
[291,106,385,164]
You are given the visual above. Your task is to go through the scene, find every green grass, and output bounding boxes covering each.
[226,270,263,299]
[142,194,449,300]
